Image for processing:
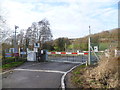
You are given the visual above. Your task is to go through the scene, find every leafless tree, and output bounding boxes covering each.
[25,19,53,48]
[38,19,53,44]
[0,16,11,44]
[17,29,25,47]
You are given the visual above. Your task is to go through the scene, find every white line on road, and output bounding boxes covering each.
[14,68,66,74]
[0,70,13,75]
[0,63,43,75]
[49,60,82,64]
[1,62,86,89]
[61,62,86,90]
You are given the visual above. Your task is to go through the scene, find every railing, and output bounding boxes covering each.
[47,52,88,63]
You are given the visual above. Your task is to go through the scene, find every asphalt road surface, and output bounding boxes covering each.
[2,62,79,89]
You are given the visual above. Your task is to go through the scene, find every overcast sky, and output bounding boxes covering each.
[1,0,118,39]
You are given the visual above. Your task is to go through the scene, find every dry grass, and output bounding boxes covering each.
[84,57,119,88]
[71,48,120,88]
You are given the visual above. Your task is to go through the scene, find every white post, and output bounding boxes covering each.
[88,26,91,65]
[91,46,100,60]
[115,49,117,57]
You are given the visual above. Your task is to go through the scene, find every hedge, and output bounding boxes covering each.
[2,57,27,65]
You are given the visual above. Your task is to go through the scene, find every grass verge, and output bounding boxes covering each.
[70,64,96,88]
[69,55,119,88]
[1,61,25,71]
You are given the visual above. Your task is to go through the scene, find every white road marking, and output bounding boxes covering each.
[0,70,13,75]
[49,60,82,64]
[14,69,66,74]
[1,62,86,89]
[0,63,42,75]
[61,62,85,90]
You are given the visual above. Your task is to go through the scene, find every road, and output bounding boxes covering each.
[2,62,79,89]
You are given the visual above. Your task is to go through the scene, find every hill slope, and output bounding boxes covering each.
[70,28,119,51]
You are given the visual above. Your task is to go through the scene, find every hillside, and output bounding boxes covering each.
[70,28,119,51]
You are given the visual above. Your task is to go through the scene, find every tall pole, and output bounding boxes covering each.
[14,26,19,52]
[72,43,74,52]
[65,43,66,52]
[14,25,19,61]
[15,27,16,50]
[88,26,91,65]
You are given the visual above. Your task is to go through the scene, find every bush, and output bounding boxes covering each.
[17,57,27,62]
[2,57,27,65]
[2,57,15,64]
[2,61,25,70]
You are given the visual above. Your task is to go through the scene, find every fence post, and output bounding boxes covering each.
[115,49,117,57]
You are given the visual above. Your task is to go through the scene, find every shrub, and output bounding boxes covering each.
[2,57,15,64]
[2,57,27,65]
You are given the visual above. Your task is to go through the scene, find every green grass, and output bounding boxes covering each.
[71,64,87,87]
[99,43,109,51]
[72,64,86,75]
[2,61,25,70]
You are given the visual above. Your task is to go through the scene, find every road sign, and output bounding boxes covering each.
[14,48,18,53]
[20,52,26,55]
[14,53,19,56]
[94,46,98,52]
[5,53,12,57]
[34,48,38,52]
[34,43,40,48]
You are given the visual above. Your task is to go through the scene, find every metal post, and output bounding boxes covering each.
[72,43,74,52]
[14,25,19,61]
[90,46,100,61]
[65,43,66,52]
[88,26,91,65]
[14,27,16,49]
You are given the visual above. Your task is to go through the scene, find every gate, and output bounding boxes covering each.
[47,52,88,63]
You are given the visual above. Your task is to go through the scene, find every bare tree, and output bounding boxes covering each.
[0,16,11,44]
[25,19,53,49]
[38,19,53,44]
[17,29,25,47]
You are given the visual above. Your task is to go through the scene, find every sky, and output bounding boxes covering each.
[0,0,119,39]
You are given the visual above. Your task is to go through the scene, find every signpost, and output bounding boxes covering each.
[94,46,98,52]
[34,43,40,48]
[34,43,40,62]
[14,53,19,57]
[20,52,26,55]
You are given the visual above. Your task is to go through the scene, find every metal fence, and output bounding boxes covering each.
[47,54,88,63]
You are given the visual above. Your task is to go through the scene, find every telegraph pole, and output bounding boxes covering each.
[14,25,19,52]
[72,43,74,52]
[88,26,91,65]
[65,43,66,52]
[14,25,19,61]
